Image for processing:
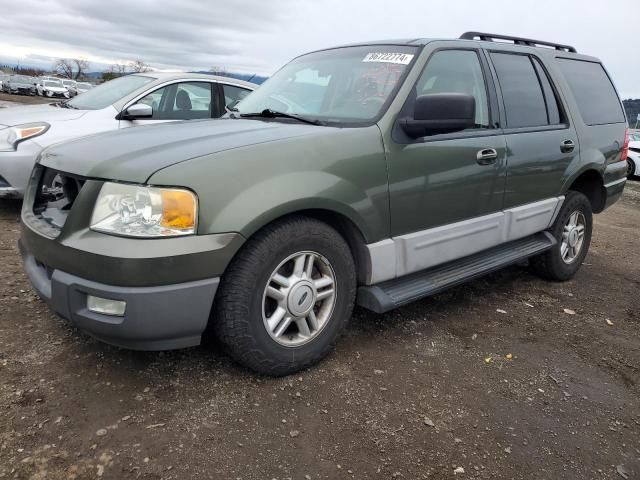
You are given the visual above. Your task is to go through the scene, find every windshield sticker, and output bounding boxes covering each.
[362,53,414,65]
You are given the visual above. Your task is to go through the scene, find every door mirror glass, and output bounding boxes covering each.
[401,93,476,138]
[122,103,153,120]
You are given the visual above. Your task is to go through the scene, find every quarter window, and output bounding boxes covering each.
[556,58,625,126]
[414,50,490,129]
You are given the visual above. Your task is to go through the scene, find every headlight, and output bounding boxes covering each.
[90,182,197,237]
[0,123,49,152]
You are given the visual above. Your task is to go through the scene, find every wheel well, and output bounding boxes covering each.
[568,170,606,214]
[253,209,371,285]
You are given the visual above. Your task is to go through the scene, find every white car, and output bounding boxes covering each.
[36,79,69,98]
[60,79,77,96]
[70,82,93,96]
[0,72,256,197]
[627,130,640,178]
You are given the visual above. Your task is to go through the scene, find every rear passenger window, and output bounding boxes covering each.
[490,53,548,128]
[556,58,625,126]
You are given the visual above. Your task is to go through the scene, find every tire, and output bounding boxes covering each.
[212,216,356,376]
[628,159,636,179]
[530,191,593,281]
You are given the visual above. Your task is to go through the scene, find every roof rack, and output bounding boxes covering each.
[459,32,577,53]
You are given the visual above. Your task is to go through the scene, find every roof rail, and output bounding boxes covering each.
[459,31,577,53]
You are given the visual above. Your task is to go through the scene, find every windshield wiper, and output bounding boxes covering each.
[60,101,79,109]
[239,109,323,126]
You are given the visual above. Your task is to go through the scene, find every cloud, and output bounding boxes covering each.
[0,0,638,97]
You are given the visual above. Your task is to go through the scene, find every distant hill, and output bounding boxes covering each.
[193,71,268,85]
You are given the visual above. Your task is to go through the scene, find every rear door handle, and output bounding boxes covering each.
[476,148,498,165]
[560,139,575,153]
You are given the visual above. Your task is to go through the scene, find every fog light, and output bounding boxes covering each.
[87,295,126,316]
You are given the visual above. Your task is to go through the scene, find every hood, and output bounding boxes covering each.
[9,82,34,88]
[0,104,87,127]
[39,118,332,183]
[44,86,67,92]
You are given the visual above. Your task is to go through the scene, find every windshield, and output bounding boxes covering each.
[235,45,417,124]
[77,83,92,89]
[62,80,75,86]
[13,75,32,83]
[68,74,155,110]
[44,81,61,87]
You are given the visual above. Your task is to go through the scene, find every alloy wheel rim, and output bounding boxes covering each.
[262,251,337,347]
[561,211,586,264]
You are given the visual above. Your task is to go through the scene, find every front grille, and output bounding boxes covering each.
[32,167,86,231]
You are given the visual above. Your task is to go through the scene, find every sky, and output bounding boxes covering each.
[0,0,638,98]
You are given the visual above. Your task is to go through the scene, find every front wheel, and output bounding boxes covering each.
[212,216,356,376]
[628,159,636,179]
[530,191,593,281]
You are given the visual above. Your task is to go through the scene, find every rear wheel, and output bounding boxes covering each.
[530,191,592,281]
[628,159,636,178]
[212,216,356,376]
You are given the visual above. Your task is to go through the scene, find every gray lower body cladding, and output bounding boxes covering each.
[20,241,219,350]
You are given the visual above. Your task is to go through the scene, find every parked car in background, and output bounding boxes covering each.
[69,81,93,97]
[0,74,9,91]
[60,79,77,96]
[627,129,640,178]
[2,75,36,95]
[36,79,69,98]
[0,72,256,197]
[18,33,628,375]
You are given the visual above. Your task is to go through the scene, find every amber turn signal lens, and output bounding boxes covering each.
[16,126,47,139]
[160,190,196,230]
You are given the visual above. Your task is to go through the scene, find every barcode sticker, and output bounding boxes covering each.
[362,52,414,65]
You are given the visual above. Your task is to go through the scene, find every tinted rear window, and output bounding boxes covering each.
[490,53,548,128]
[556,58,625,125]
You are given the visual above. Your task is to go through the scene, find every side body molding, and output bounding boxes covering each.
[365,197,564,285]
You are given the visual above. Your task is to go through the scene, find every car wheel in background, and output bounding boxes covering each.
[628,159,636,179]
[212,216,356,376]
[530,191,593,281]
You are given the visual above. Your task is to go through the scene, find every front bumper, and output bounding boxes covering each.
[20,241,220,350]
[0,141,44,198]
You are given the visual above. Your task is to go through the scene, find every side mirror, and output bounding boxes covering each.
[118,103,153,120]
[400,93,476,138]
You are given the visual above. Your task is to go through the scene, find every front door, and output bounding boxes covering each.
[386,48,507,276]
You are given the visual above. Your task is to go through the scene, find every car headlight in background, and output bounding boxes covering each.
[0,123,49,152]
[90,182,197,237]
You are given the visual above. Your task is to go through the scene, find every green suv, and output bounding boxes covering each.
[20,32,629,375]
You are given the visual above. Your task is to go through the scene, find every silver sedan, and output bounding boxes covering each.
[0,72,256,198]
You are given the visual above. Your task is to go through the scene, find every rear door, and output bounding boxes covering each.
[487,51,578,209]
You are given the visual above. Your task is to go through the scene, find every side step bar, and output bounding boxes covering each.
[357,232,556,314]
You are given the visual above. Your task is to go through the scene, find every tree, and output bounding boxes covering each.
[128,60,151,73]
[53,58,89,80]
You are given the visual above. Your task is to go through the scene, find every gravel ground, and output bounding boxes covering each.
[0,92,51,107]
[0,95,638,479]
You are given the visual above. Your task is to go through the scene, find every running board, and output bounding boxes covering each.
[357,232,556,313]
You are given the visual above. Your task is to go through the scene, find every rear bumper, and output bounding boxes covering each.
[20,240,219,350]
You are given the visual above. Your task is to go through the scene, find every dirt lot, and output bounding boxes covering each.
[0,111,638,478]
[0,92,51,107]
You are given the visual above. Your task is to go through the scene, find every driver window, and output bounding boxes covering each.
[415,50,490,129]
[135,82,212,120]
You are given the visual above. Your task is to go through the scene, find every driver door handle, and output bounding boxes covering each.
[476,148,498,165]
[560,139,576,153]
